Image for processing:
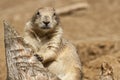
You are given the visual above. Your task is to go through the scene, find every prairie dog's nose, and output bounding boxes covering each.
[43,21,50,26]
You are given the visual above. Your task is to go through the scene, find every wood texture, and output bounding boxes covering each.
[4,21,60,80]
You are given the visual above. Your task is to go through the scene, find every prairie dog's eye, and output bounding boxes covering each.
[53,13,56,16]
[36,12,40,16]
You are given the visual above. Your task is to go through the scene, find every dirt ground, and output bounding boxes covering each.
[0,0,120,80]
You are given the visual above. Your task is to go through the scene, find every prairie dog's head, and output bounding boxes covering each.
[31,7,59,30]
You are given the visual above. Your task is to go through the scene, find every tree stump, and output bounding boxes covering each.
[4,21,60,80]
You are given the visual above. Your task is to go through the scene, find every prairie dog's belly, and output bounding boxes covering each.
[47,54,80,79]
[47,59,67,78]
[47,56,81,80]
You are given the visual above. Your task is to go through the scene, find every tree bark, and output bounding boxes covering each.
[4,21,60,80]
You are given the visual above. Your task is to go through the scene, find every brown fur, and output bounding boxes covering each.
[24,7,82,80]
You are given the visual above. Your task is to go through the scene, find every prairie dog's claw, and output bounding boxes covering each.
[34,54,43,62]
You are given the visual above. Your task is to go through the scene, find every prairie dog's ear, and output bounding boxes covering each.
[54,11,60,25]
[53,8,60,24]
[31,13,37,22]
[56,15,60,25]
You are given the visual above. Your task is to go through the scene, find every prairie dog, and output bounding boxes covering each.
[24,7,82,80]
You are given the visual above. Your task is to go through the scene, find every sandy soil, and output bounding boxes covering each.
[0,0,120,80]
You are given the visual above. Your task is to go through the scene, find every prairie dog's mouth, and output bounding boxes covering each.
[41,26,51,29]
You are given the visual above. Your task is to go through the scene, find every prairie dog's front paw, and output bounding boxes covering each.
[34,54,43,62]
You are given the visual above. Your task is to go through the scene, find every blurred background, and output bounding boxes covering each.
[0,0,120,80]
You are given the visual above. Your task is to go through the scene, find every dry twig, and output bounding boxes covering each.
[56,2,89,15]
